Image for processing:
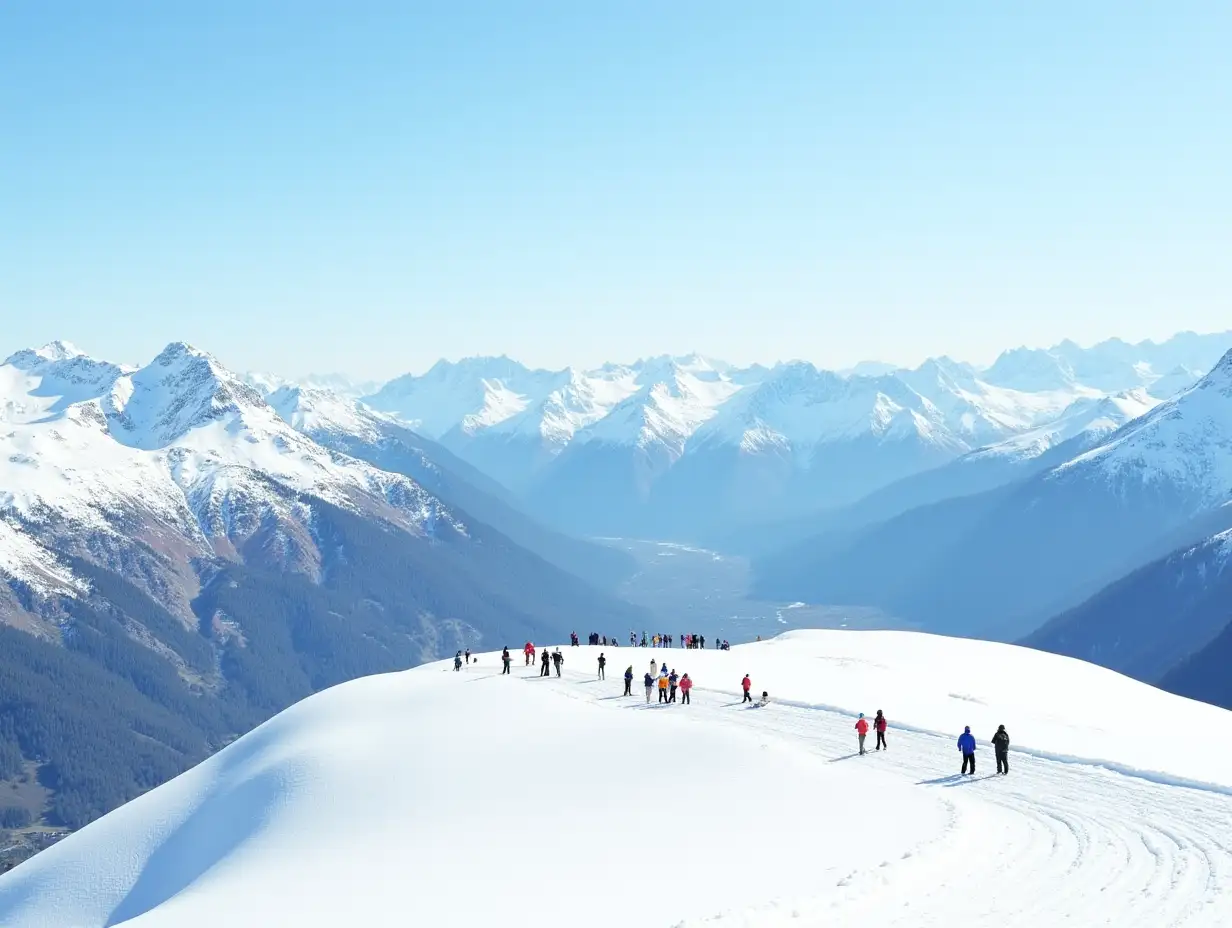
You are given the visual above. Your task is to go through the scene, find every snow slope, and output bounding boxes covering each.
[5,631,1232,927]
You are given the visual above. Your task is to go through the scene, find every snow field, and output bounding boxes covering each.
[3,631,1232,927]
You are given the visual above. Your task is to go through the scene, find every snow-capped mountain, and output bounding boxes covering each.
[360,332,1231,538]
[754,348,1232,643]
[6,632,1232,927]
[0,340,649,834]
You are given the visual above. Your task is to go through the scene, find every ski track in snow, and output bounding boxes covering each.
[511,660,1232,927]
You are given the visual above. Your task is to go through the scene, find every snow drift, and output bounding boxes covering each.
[3,631,1232,927]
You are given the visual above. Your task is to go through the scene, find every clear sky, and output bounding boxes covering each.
[3,3,1230,379]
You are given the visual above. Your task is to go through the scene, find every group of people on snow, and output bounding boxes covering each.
[494,642,1014,777]
[958,725,1011,775]
[853,711,889,753]
[631,660,695,704]
[627,632,731,650]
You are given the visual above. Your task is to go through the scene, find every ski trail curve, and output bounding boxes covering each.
[527,663,1232,927]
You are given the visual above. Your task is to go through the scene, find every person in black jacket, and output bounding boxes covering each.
[540,650,551,677]
[992,725,1010,775]
[623,666,633,696]
[552,649,564,677]
[597,653,607,680]
[501,648,512,674]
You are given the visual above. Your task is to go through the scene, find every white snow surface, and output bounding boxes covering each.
[5,630,1232,927]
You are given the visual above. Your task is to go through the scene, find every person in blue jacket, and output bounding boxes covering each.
[958,726,977,775]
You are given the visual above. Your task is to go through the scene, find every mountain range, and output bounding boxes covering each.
[362,334,1223,539]
[5,328,1232,836]
[0,341,645,831]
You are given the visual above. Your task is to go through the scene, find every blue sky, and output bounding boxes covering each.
[3,3,1230,378]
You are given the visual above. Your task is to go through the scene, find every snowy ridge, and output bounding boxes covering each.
[1056,350,1232,505]
[0,343,460,595]
[968,389,1159,463]
[4,630,1232,927]
[360,333,1231,497]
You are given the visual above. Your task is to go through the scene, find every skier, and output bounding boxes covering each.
[958,726,977,775]
[644,671,654,704]
[874,710,888,751]
[501,647,512,674]
[552,649,564,677]
[679,673,692,705]
[668,669,679,702]
[741,674,753,704]
[540,649,551,677]
[992,725,1010,775]
[855,713,869,754]
[623,666,634,696]
[454,651,463,672]
[598,653,607,680]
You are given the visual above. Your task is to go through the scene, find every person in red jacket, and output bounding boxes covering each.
[679,673,693,705]
[741,675,752,703]
[873,710,888,751]
[524,642,534,666]
[855,713,870,755]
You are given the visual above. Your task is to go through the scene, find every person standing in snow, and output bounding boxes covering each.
[668,669,679,702]
[658,673,670,703]
[874,710,888,751]
[679,673,692,705]
[741,674,753,703]
[992,725,1010,775]
[502,648,512,674]
[525,642,535,666]
[644,672,655,703]
[958,726,977,775]
[855,713,870,754]
[464,648,471,664]
[552,649,564,677]
[540,649,551,677]
[454,651,463,671]
[649,657,658,677]
[623,666,634,696]
[598,653,607,680]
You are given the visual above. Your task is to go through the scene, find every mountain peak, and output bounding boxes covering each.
[4,340,89,370]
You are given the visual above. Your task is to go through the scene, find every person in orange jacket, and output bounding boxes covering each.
[855,713,870,755]
[741,675,752,703]
[657,673,670,704]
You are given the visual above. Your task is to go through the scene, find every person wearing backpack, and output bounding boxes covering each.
[873,710,888,751]
[501,648,512,675]
[855,713,870,754]
[992,725,1010,775]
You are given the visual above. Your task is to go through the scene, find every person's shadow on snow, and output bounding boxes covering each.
[917,774,997,787]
